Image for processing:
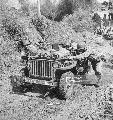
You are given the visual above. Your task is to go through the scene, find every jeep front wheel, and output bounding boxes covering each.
[59,71,75,99]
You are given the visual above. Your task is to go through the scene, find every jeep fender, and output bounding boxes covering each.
[57,61,77,71]
[54,61,77,83]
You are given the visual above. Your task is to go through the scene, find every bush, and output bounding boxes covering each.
[40,0,93,22]
[52,0,93,22]
[2,18,24,41]
[54,0,73,22]
[41,0,57,20]
[62,8,95,32]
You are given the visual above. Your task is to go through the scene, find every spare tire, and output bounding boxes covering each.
[59,71,75,99]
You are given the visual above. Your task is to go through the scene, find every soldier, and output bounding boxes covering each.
[76,42,86,55]
[69,44,106,83]
[69,41,86,56]
[88,54,103,82]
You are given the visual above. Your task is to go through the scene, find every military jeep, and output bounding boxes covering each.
[19,46,93,98]
[14,41,103,99]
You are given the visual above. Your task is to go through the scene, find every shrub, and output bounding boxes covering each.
[41,0,57,20]
[54,0,73,22]
[2,18,24,41]
[40,0,94,22]
[62,8,94,32]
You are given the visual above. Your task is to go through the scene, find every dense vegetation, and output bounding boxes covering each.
[0,0,113,120]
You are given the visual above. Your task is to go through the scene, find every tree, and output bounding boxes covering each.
[19,0,41,18]
[37,0,41,17]
[41,0,57,20]
[54,0,73,21]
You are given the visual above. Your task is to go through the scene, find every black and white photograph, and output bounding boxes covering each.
[0,0,113,119]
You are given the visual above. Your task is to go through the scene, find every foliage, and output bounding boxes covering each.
[0,1,113,120]
[2,18,24,41]
[54,0,73,22]
[62,8,95,32]
[43,0,93,22]
[41,0,57,20]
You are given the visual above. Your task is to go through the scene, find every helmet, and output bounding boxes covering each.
[52,43,59,51]
[77,42,86,50]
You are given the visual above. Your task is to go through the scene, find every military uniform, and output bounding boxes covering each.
[69,43,105,83]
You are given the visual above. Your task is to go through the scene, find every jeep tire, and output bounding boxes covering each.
[59,71,75,99]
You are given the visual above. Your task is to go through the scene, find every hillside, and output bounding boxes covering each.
[0,0,113,120]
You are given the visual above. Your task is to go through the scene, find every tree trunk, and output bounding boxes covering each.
[37,0,41,17]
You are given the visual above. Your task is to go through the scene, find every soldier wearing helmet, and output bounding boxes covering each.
[76,42,86,55]
[70,41,86,56]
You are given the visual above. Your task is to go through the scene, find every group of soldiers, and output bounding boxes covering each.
[59,41,104,82]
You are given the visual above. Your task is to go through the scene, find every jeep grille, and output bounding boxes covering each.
[28,59,55,79]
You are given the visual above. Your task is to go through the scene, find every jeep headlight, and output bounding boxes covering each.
[53,62,59,68]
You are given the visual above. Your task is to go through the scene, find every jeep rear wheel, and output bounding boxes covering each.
[59,71,75,99]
